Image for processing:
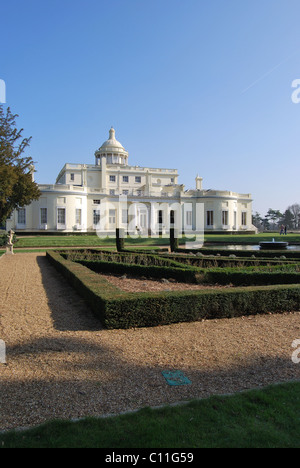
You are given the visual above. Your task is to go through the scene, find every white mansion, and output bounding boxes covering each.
[6,128,254,236]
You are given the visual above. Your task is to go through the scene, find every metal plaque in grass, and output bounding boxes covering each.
[162,370,192,386]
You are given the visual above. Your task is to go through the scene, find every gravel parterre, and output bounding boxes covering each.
[0,253,299,432]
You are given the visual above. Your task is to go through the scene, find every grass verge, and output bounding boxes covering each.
[1,382,299,448]
[13,233,300,249]
[14,235,172,248]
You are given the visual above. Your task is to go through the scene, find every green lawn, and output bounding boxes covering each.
[11,232,300,249]
[0,232,299,255]
[1,382,299,448]
[14,235,171,248]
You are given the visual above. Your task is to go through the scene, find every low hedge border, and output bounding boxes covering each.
[203,269,300,286]
[176,248,300,260]
[68,257,202,284]
[46,251,300,329]
[61,248,299,268]
[61,249,186,269]
[60,250,300,287]
[161,254,297,269]
[75,259,300,286]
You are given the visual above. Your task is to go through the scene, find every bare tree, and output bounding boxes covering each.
[287,204,300,229]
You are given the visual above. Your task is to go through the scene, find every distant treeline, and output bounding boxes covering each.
[253,204,300,231]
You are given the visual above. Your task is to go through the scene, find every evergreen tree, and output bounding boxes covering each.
[280,209,294,230]
[0,105,40,225]
[252,212,263,230]
[265,209,283,229]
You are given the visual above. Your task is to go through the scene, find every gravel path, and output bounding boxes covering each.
[0,253,299,432]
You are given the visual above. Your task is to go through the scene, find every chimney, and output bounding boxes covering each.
[195,175,203,190]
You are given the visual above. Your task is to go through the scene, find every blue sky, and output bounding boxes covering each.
[1,0,300,216]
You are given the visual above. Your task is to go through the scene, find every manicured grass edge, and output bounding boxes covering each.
[1,381,299,448]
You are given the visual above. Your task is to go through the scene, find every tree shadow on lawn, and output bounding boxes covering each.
[36,255,102,332]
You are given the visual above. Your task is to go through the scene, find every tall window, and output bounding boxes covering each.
[207,211,214,226]
[242,212,247,226]
[135,176,141,183]
[57,208,66,225]
[18,208,26,225]
[122,209,129,225]
[109,175,116,182]
[109,209,116,225]
[140,211,147,228]
[93,210,100,226]
[70,173,75,182]
[123,176,129,183]
[40,208,47,225]
[75,209,82,225]
[222,211,228,226]
[186,211,193,226]
[158,210,163,224]
[170,210,175,225]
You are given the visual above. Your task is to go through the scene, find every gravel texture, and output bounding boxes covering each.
[100,273,234,292]
[0,253,299,432]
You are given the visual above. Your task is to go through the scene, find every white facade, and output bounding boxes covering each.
[6,128,255,235]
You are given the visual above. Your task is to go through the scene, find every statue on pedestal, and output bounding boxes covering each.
[6,229,15,255]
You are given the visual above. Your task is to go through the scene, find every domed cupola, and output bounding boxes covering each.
[95,127,129,166]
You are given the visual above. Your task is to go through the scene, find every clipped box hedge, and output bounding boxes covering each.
[162,253,298,269]
[176,247,300,260]
[66,257,202,284]
[46,251,300,330]
[60,250,300,287]
[203,268,300,286]
[61,249,186,269]
[74,260,300,287]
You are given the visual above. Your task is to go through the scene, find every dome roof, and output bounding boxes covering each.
[99,127,126,152]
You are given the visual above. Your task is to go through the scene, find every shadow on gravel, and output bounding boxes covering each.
[36,255,102,332]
